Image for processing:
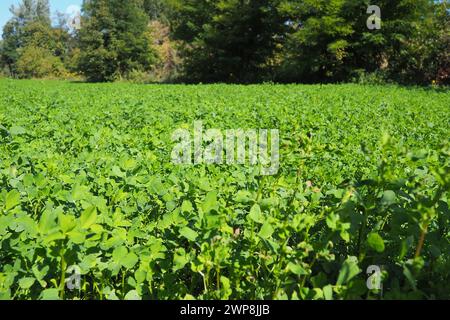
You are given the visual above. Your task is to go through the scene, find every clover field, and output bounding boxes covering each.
[0,80,449,300]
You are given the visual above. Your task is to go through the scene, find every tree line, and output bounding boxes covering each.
[0,0,448,85]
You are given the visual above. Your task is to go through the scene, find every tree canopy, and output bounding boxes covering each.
[1,0,448,84]
[77,0,156,82]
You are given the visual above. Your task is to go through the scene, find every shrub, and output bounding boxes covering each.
[350,70,390,85]
[124,69,154,84]
[16,46,68,79]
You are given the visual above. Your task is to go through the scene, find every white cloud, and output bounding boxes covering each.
[65,5,81,30]
[66,4,81,17]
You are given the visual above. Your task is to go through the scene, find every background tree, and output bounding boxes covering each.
[277,0,354,83]
[78,0,157,82]
[390,0,449,85]
[0,40,5,75]
[0,0,448,84]
[144,0,175,23]
[276,0,442,84]
[432,1,450,85]
[0,0,70,78]
[16,46,66,78]
[171,0,287,83]
[355,0,438,84]
[142,0,181,82]
[1,21,21,76]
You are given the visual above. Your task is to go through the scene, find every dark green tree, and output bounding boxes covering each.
[0,40,5,75]
[144,0,174,22]
[385,0,449,84]
[349,0,439,84]
[277,0,354,82]
[1,21,21,76]
[277,0,440,83]
[171,0,287,83]
[78,0,157,82]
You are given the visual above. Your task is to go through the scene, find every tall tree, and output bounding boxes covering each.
[171,0,287,83]
[349,0,438,84]
[277,0,438,83]
[0,0,52,77]
[1,21,20,76]
[144,0,174,22]
[35,0,51,24]
[0,40,5,74]
[78,0,157,82]
[277,0,354,82]
[385,0,449,84]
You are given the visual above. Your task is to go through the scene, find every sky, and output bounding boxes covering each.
[0,0,82,34]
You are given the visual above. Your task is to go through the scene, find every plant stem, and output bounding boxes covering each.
[59,249,67,300]
[415,224,428,258]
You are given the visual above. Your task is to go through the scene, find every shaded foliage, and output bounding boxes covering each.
[170,0,287,83]
[77,0,157,82]
[0,0,448,84]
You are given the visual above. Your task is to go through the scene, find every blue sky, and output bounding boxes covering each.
[0,0,82,32]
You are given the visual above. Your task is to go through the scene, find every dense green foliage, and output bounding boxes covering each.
[277,0,439,83]
[169,0,449,84]
[170,0,286,83]
[0,0,71,79]
[0,80,448,300]
[78,0,157,82]
[1,0,448,84]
